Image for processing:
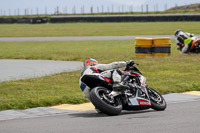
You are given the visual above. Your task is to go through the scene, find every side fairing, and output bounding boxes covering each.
[81,74,110,89]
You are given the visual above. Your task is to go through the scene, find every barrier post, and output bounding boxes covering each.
[135,37,153,57]
[153,38,171,56]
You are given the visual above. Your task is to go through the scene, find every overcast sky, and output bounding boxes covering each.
[0,0,200,15]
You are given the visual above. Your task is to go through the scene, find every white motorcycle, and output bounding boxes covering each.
[81,61,167,115]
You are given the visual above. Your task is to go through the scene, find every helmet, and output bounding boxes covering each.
[175,29,181,37]
[83,58,98,67]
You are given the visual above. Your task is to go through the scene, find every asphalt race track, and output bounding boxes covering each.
[0,97,200,133]
[0,59,82,82]
[0,35,200,42]
[0,93,200,133]
[0,35,176,42]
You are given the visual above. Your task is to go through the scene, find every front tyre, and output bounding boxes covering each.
[90,87,122,116]
[147,87,167,111]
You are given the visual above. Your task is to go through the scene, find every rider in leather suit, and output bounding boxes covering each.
[175,29,197,53]
[79,58,131,99]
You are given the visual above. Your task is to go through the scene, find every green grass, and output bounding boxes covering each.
[0,71,88,110]
[0,40,134,61]
[0,22,200,37]
[0,40,200,110]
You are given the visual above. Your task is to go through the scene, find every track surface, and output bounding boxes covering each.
[0,35,176,42]
[0,59,82,82]
[0,99,200,133]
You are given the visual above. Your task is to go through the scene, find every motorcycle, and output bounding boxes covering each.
[179,39,200,53]
[81,61,167,116]
[190,39,200,53]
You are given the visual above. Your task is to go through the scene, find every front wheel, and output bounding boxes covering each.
[90,87,122,116]
[147,87,167,111]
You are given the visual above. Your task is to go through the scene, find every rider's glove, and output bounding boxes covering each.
[126,60,135,66]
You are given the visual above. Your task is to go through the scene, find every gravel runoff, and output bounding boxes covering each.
[0,59,83,82]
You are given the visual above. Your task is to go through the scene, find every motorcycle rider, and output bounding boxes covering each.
[175,29,197,53]
[79,58,133,99]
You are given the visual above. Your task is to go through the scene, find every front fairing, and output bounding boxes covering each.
[125,72,151,106]
[133,66,142,75]
[125,65,142,75]
[139,75,146,86]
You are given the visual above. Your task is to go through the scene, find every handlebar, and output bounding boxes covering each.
[125,61,139,71]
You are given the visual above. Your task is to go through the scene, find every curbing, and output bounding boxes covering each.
[182,91,200,96]
[0,92,199,121]
[50,103,95,111]
[49,91,200,111]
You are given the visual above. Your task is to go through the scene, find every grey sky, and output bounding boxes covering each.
[0,0,200,15]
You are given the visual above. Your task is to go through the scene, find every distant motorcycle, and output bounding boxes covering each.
[190,39,200,53]
[81,61,167,116]
[179,39,200,53]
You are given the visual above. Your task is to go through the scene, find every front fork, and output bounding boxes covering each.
[109,90,121,97]
[138,85,151,100]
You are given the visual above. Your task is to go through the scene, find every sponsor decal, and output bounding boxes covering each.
[137,99,151,106]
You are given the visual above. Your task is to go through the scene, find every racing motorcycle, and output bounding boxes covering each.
[190,39,200,53]
[179,39,200,53]
[81,61,167,116]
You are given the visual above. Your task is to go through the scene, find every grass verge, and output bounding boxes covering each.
[0,40,200,110]
[0,40,134,61]
[0,22,200,37]
[0,71,88,110]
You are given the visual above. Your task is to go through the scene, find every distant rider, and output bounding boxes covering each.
[79,58,133,99]
[174,29,197,53]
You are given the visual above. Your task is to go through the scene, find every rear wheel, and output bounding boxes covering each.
[147,87,167,111]
[90,87,122,116]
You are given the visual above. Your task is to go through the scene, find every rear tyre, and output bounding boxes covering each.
[147,87,167,111]
[90,87,122,116]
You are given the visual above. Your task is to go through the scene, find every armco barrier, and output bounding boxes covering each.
[50,14,200,23]
[29,17,48,24]
[0,17,48,24]
[16,17,48,24]
[1,14,200,24]
[0,18,16,23]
